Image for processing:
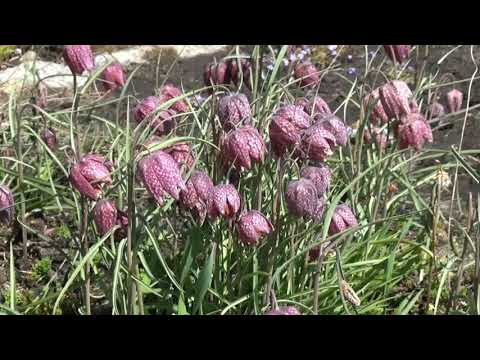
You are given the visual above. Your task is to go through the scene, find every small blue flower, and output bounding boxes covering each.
[368,51,375,58]
[331,50,337,56]
[266,64,274,71]
[327,45,338,52]
[347,54,353,61]
[283,59,290,67]
[347,67,357,75]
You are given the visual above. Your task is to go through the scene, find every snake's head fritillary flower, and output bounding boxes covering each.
[41,127,57,151]
[208,184,241,220]
[294,61,320,87]
[306,96,332,119]
[300,164,332,196]
[397,113,433,151]
[363,127,387,151]
[69,154,113,201]
[379,80,412,120]
[328,204,358,236]
[204,61,230,88]
[221,125,266,171]
[285,179,325,221]
[137,150,186,206]
[101,63,125,92]
[383,45,411,64]
[93,199,128,240]
[316,114,348,146]
[218,93,251,131]
[63,45,95,75]
[134,96,160,123]
[447,89,463,113]
[228,58,252,89]
[180,170,214,224]
[299,123,337,161]
[0,185,14,225]
[269,105,312,157]
[236,210,273,246]
[264,306,301,315]
[164,142,195,170]
[428,102,445,119]
[158,83,189,114]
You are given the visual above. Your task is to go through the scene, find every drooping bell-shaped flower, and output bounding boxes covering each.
[269,105,312,157]
[220,125,266,170]
[285,179,325,221]
[305,96,332,119]
[264,306,301,315]
[41,127,57,151]
[397,113,433,151]
[101,63,125,92]
[208,184,241,220]
[134,96,177,136]
[300,164,332,196]
[69,154,113,201]
[63,45,95,75]
[180,170,214,223]
[328,204,358,235]
[0,184,14,225]
[204,61,230,87]
[134,96,160,123]
[316,114,348,146]
[93,199,128,240]
[363,127,387,151]
[228,58,252,89]
[294,61,320,87]
[383,45,411,64]
[299,123,337,161]
[164,142,195,170]
[137,150,186,206]
[447,89,463,113]
[379,80,412,120]
[218,93,251,131]
[428,101,445,119]
[158,83,189,114]
[236,210,273,246]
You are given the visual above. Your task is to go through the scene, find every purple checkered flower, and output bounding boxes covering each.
[236,210,273,246]
[63,45,95,75]
[328,204,358,235]
[69,154,113,201]
[0,185,14,225]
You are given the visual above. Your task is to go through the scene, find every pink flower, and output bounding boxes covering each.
[383,45,411,64]
[221,125,266,170]
[228,58,252,89]
[316,114,348,146]
[363,88,389,125]
[218,93,251,131]
[328,204,358,235]
[397,113,433,151]
[294,61,320,87]
[447,89,463,113]
[101,63,125,92]
[300,164,332,196]
[208,184,241,220]
[69,154,113,201]
[379,80,412,120]
[299,123,337,161]
[158,83,188,114]
[236,210,273,246]
[164,143,195,170]
[63,45,95,75]
[204,61,230,87]
[264,306,301,315]
[180,171,214,223]
[0,184,14,225]
[137,150,186,206]
[285,179,325,221]
[93,199,128,240]
[41,127,57,151]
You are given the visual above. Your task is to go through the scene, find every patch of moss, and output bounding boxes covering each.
[0,45,16,62]
[31,257,52,282]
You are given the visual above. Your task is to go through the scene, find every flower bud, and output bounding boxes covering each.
[220,125,266,170]
[269,105,312,157]
[300,164,332,196]
[63,45,95,75]
[383,45,411,64]
[328,204,358,235]
[236,210,273,246]
[208,184,241,220]
[447,89,463,113]
[158,83,188,114]
[397,113,433,151]
[101,63,125,92]
[137,150,186,206]
[41,127,57,151]
[0,184,14,225]
[294,61,320,87]
[69,154,113,201]
[340,280,361,306]
[218,93,251,131]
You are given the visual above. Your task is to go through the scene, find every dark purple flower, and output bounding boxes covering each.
[63,45,95,75]
[137,150,186,206]
[228,58,252,89]
[285,179,325,221]
[269,105,312,157]
[69,154,113,201]
[300,165,332,196]
[93,199,128,240]
[379,80,412,120]
[264,306,301,315]
[294,61,320,87]
[383,45,411,64]
[208,184,241,220]
[299,123,337,161]
[363,88,389,125]
[180,170,214,223]
[134,96,160,123]
[236,210,273,246]
[316,114,348,146]
[218,93,251,131]
[101,63,125,92]
[221,125,266,170]
[397,113,433,151]
[204,61,230,87]
[41,127,57,151]
[305,96,332,119]
[0,185,14,225]
[328,204,358,236]
[447,89,463,113]
[158,83,189,114]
